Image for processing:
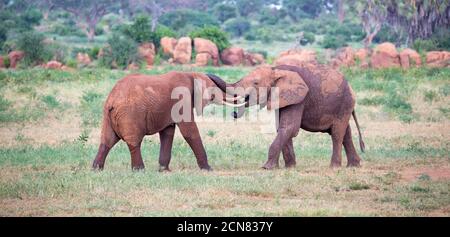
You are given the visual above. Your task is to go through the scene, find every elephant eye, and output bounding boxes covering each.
[253,81,259,85]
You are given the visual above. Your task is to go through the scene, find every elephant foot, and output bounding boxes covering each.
[330,162,342,168]
[158,165,171,172]
[200,165,213,171]
[132,164,145,171]
[347,161,361,168]
[92,161,104,171]
[262,161,279,170]
[284,161,296,169]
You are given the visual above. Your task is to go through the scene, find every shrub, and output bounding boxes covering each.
[374,25,405,45]
[214,3,237,23]
[2,56,10,68]
[160,9,219,31]
[99,34,138,69]
[321,34,347,49]
[0,26,6,50]
[244,32,257,41]
[155,25,176,39]
[412,39,437,53]
[17,31,51,66]
[300,32,315,46]
[224,18,251,37]
[65,59,77,68]
[90,46,100,60]
[123,16,155,44]
[189,26,231,51]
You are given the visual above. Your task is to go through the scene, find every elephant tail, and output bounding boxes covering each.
[352,110,365,153]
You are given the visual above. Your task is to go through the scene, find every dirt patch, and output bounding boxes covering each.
[400,166,450,182]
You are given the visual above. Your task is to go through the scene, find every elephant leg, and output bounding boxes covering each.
[177,122,212,171]
[158,125,176,172]
[264,104,303,170]
[282,138,296,168]
[343,125,361,167]
[126,140,145,171]
[330,122,348,168]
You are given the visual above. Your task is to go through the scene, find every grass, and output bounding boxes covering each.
[0,66,449,216]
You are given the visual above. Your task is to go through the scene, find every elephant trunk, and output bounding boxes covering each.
[206,74,247,119]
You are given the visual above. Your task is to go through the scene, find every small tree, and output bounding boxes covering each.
[17,31,51,66]
[100,34,138,69]
[224,18,251,37]
[189,26,231,51]
[52,0,114,41]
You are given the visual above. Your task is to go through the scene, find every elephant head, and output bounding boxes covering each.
[208,65,309,118]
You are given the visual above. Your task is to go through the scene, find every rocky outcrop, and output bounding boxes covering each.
[354,48,370,68]
[76,53,91,66]
[173,37,192,64]
[244,53,265,66]
[220,47,245,66]
[194,38,219,66]
[195,53,213,66]
[44,60,63,69]
[138,42,156,67]
[8,51,25,69]
[331,47,355,68]
[370,42,400,69]
[274,49,317,67]
[399,48,422,69]
[426,51,450,68]
[160,37,178,57]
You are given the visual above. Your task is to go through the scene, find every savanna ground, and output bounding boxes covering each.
[0,66,449,216]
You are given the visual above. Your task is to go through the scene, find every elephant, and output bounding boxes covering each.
[92,71,244,171]
[207,64,365,169]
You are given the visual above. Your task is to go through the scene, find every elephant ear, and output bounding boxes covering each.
[267,69,309,110]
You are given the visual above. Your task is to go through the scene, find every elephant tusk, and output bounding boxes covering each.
[224,96,244,103]
[220,100,247,107]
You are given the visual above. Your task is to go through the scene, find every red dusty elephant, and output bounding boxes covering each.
[92,71,244,171]
[208,64,365,169]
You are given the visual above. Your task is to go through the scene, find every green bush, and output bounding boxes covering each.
[123,16,155,44]
[155,25,177,39]
[214,3,237,23]
[224,18,251,37]
[321,34,348,49]
[99,34,138,69]
[0,26,6,50]
[412,39,437,53]
[300,32,315,46]
[2,56,10,68]
[189,26,231,52]
[244,33,257,41]
[160,9,219,32]
[90,46,100,60]
[17,31,51,66]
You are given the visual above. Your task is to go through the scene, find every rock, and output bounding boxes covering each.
[194,38,219,66]
[76,53,91,66]
[370,42,400,69]
[244,53,265,66]
[61,65,75,72]
[274,49,317,67]
[331,47,355,68]
[173,37,192,64]
[220,47,245,66]
[354,48,370,68]
[8,51,25,69]
[195,53,213,66]
[426,51,450,68]
[160,37,178,57]
[138,42,156,66]
[127,63,140,71]
[44,60,63,69]
[399,48,422,69]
